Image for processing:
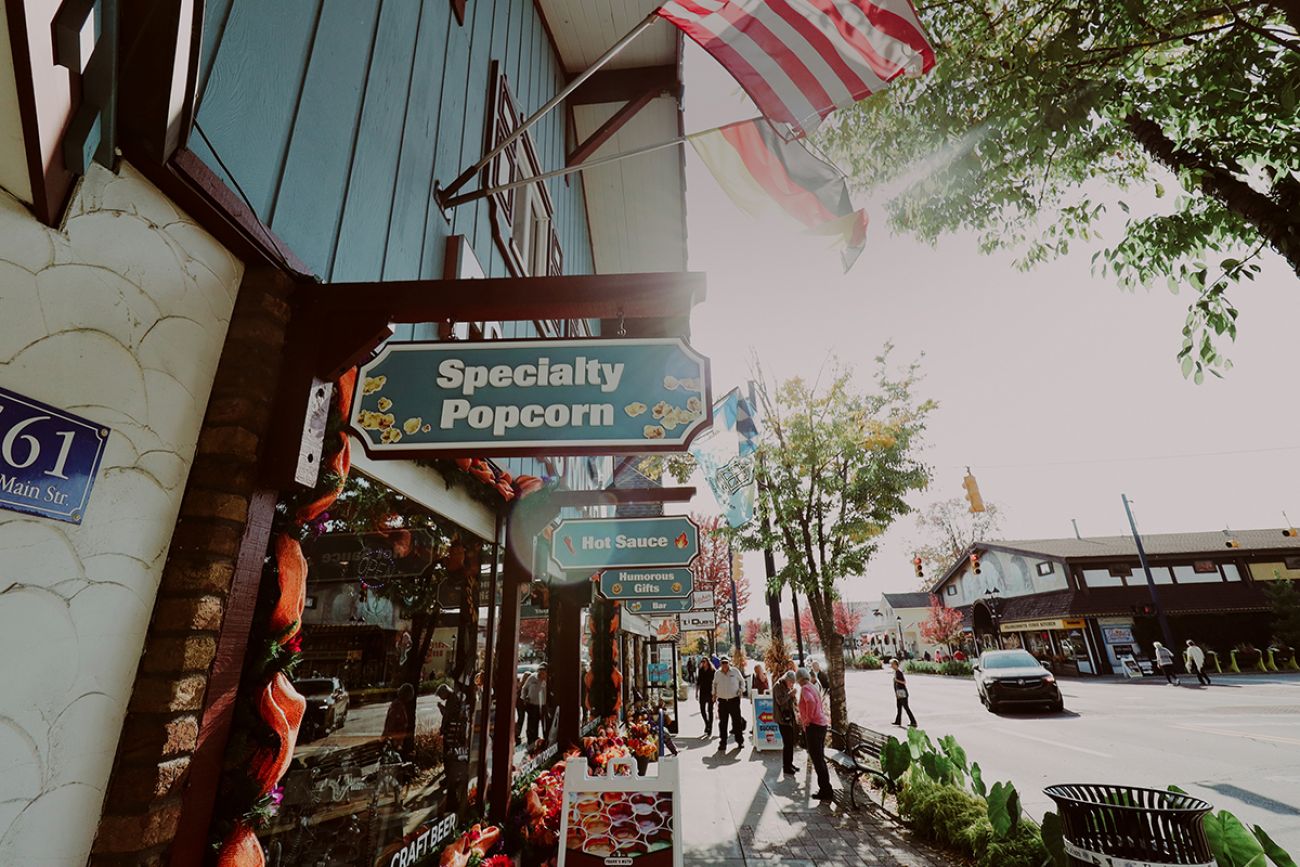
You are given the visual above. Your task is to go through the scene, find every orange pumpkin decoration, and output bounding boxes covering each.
[269,534,306,642]
[335,368,357,419]
[216,822,264,867]
[249,673,306,795]
[513,475,544,496]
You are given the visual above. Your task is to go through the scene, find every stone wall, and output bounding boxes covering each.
[0,163,242,866]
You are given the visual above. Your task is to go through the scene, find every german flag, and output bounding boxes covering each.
[690,119,868,272]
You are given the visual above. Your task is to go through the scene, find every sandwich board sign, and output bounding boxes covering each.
[351,338,711,458]
[557,755,683,867]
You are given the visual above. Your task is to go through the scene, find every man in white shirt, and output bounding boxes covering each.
[1184,640,1211,685]
[520,664,548,743]
[712,657,746,751]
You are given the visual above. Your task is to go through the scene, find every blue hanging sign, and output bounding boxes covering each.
[625,596,694,614]
[551,516,700,571]
[599,568,694,601]
[0,385,110,524]
[351,338,712,457]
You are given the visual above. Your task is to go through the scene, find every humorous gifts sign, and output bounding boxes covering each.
[350,339,711,457]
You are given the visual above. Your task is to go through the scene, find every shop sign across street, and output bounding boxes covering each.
[550,515,700,571]
[599,568,694,600]
[679,611,717,631]
[350,338,711,457]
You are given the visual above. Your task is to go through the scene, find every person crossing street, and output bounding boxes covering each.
[1184,640,1211,685]
[1153,641,1181,685]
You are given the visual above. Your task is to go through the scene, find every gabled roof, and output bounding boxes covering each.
[981,529,1300,561]
[881,592,932,610]
[931,528,1300,593]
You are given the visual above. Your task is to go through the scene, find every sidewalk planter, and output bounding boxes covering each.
[1044,784,1212,866]
[1206,650,1222,674]
[1265,649,1280,672]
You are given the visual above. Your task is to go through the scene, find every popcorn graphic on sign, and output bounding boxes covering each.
[624,401,647,417]
[663,375,679,390]
[377,397,392,411]
[643,425,665,439]
[362,376,387,395]
[651,401,670,420]
[403,417,422,435]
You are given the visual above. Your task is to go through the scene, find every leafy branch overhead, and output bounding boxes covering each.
[823,0,1300,381]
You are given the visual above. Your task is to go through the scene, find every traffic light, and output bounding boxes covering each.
[969,552,982,575]
[913,556,924,579]
[963,470,985,513]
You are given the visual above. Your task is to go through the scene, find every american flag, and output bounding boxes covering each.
[657,0,935,136]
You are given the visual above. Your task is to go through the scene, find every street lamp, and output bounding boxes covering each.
[895,615,904,659]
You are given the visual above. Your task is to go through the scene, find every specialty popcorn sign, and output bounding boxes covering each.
[350,338,711,457]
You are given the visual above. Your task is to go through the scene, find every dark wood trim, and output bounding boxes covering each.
[116,0,197,166]
[124,144,314,277]
[451,0,467,26]
[308,271,706,322]
[474,516,503,812]
[488,519,529,822]
[168,490,277,867]
[569,66,679,105]
[551,487,697,507]
[566,89,658,166]
[531,0,565,77]
[5,0,77,225]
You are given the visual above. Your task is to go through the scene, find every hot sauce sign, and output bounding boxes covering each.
[550,517,700,571]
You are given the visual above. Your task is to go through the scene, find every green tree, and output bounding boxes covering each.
[735,351,934,732]
[1264,578,1300,649]
[824,0,1300,381]
[912,497,1003,585]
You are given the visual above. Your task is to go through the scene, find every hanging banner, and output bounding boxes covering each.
[351,338,711,457]
[0,385,110,524]
[648,617,681,641]
[551,516,700,571]
[687,388,760,529]
[599,568,694,601]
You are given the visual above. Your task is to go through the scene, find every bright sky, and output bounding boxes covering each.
[671,43,1300,621]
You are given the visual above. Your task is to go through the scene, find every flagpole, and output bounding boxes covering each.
[441,117,764,209]
[437,11,661,206]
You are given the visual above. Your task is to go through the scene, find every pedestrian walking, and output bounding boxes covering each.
[696,657,715,737]
[796,668,833,801]
[713,657,746,750]
[890,659,917,727]
[1184,640,1211,685]
[773,670,800,775]
[686,656,697,685]
[810,659,830,693]
[752,663,770,694]
[520,664,548,742]
[1153,641,1180,685]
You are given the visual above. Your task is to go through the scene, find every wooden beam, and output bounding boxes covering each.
[117,0,199,164]
[488,523,529,823]
[307,271,707,324]
[567,89,658,166]
[550,487,697,507]
[569,65,679,105]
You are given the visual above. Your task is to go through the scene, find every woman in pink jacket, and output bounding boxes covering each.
[796,668,833,801]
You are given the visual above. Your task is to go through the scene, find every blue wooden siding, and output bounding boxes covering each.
[192,0,593,287]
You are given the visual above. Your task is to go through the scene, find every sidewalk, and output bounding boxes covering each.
[672,703,950,866]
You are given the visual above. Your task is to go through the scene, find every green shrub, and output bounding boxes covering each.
[903,660,973,677]
[898,776,1047,867]
[856,654,883,670]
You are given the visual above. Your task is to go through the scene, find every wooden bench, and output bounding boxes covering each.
[827,722,890,808]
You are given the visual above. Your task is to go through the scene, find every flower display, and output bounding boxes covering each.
[581,721,631,775]
[625,720,659,763]
[439,823,503,867]
[521,759,571,849]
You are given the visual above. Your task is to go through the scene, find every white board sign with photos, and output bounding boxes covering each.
[556,755,683,867]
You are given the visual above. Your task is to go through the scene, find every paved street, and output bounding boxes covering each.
[845,668,1300,851]
[676,703,950,866]
[295,693,445,759]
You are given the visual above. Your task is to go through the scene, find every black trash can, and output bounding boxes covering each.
[1044,784,1214,865]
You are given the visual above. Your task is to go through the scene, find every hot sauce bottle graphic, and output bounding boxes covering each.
[562,536,576,555]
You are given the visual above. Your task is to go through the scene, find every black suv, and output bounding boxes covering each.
[975,649,1064,714]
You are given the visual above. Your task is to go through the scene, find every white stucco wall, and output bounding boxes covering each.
[0,162,242,865]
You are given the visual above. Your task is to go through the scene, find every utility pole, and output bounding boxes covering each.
[727,540,742,652]
[792,590,806,660]
[1122,494,1174,648]
[748,381,784,642]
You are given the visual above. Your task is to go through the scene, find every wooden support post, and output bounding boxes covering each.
[488,517,530,822]
[566,89,658,167]
[551,581,586,748]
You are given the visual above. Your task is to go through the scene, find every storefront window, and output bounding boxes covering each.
[212,474,493,866]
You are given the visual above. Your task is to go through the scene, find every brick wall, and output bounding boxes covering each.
[90,268,296,866]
